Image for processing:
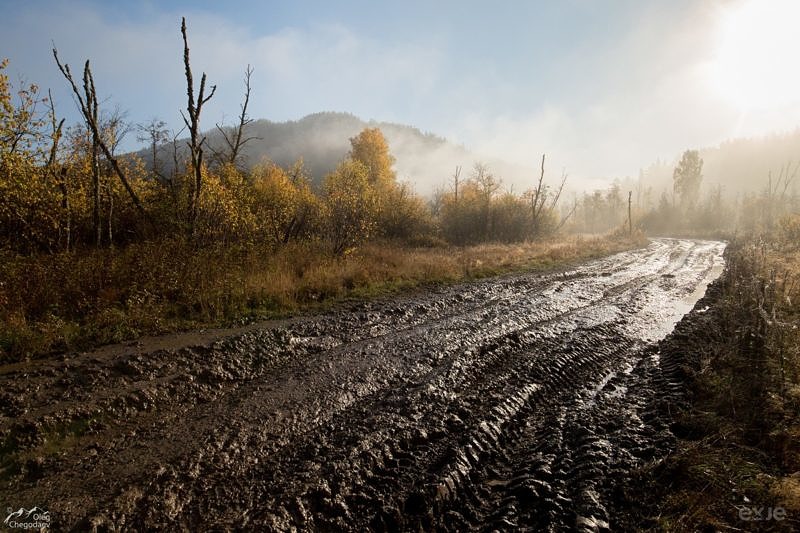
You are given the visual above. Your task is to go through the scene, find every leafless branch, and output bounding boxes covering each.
[181,16,216,237]
[53,48,147,220]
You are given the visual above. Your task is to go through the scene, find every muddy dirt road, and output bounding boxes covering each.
[0,238,725,531]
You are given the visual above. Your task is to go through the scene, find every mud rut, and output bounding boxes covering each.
[0,239,725,531]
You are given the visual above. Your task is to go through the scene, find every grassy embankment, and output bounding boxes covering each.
[633,220,800,531]
[0,232,646,363]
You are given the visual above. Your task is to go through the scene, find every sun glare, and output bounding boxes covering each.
[709,0,800,111]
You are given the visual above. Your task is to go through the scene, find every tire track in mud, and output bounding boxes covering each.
[0,239,725,531]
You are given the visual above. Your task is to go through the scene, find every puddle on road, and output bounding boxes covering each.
[629,241,726,342]
[681,261,725,309]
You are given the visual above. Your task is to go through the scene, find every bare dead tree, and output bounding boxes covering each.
[529,154,570,237]
[548,169,568,212]
[136,118,169,180]
[530,154,548,222]
[213,64,257,169]
[451,165,461,205]
[99,108,133,245]
[429,186,446,217]
[87,69,102,246]
[773,161,798,200]
[45,89,65,168]
[53,49,147,234]
[473,163,500,200]
[101,107,133,157]
[472,162,501,240]
[528,154,550,235]
[555,197,578,232]
[180,16,217,238]
[628,190,633,235]
[46,89,70,250]
[61,55,100,245]
[169,125,187,201]
[100,107,133,247]
[762,162,800,230]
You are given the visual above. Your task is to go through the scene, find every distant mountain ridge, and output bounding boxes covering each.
[231,112,461,181]
[146,111,535,196]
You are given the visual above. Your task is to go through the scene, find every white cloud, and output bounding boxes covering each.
[2,0,799,193]
[1,2,445,142]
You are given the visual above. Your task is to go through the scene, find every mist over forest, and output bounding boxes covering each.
[161,110,800,203]
[634,129,800,197]
[162,109,800,239]
[148,111,536,197]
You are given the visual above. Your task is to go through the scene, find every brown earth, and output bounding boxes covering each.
[0,238,725,531]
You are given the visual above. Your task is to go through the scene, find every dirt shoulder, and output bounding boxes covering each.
[618,241,800,532]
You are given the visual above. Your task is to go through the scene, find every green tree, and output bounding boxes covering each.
[673,149,703,208]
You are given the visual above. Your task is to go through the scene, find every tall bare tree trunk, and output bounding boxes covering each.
[214,65,257,170]
[46,90,69,251]
[106,178,113,246]
[628,191,632,235]
[452,166,461,206]
[53,50,148,230]
[92,134,101,247]
[181,17,216,240]
[58,167,70,252]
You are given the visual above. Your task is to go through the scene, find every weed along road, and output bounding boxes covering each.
[0,238,725,531]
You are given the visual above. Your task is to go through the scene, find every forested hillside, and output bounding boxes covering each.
[142,111,538,197]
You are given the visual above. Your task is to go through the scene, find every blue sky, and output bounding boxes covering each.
[2,0,799,185]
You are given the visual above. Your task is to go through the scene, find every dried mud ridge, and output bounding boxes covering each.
[0,239,725,531]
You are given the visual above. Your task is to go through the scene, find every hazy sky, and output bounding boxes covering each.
[2,0,799,184]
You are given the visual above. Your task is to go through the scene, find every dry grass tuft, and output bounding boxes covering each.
[772,476,800,513]
[0,232,645,362]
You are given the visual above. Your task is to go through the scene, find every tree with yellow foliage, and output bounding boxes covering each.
[0,59,64,252]
[0,59,47,158]
[192,163,257,244]
[250,160,319,246]
[379,181,433,241]
[348,127,396,190]
[322,159,377,255]
[348,127,430,241]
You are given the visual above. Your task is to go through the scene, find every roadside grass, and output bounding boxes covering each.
[633,227,800,531]
[0,232,647,363]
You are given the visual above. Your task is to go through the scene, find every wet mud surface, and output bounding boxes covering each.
[0,238,725,531]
